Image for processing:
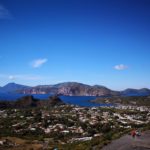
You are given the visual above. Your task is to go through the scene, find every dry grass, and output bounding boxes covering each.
[0,137,43,150]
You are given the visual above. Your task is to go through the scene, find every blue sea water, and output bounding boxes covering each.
[0,93,113,107]
[60,96,113,107]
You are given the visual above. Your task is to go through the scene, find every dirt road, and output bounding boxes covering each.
[102,131,150,150]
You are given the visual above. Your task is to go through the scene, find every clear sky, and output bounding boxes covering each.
[0,0,150,90]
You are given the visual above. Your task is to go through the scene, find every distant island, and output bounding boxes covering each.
[0,82,150,97]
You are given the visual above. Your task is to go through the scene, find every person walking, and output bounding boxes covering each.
[131,129,136,138]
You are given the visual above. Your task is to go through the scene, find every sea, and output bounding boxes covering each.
[0,93,113,107]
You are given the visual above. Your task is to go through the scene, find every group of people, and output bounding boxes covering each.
[131,129,141,138]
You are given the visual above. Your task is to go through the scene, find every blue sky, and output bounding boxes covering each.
[0,0,150,90]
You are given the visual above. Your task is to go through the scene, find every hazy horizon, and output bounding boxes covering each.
[0,0,150,90]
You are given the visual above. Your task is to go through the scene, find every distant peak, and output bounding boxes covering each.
[4,82,28,87]
[6,82,16,85]
[93,85,106,88]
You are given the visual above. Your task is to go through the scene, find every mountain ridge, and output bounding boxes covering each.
[0,82,30,93]
[0,82,150,96]
[18,82,119,96]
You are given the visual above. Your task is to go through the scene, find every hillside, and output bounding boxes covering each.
[0,95,65,109]
[18,82,119,96]
[121,88,150,96]
[0,82,150,97]
[0,83,29,93]
[91,96,150,106]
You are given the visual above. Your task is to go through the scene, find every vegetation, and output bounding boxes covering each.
[0,96,150,149]
[91,95,150,106]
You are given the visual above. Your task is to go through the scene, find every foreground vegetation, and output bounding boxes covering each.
[0,96,150,149]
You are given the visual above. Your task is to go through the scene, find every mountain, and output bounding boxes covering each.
[0,83,30,93]
[121,88,150,96]
[0,86,6,93]
[0,82,150,97]
[20,82,119,96]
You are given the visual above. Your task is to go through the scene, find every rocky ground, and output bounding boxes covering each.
[102,130,150,150]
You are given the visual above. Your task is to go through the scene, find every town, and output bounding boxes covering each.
[0,102,150,150]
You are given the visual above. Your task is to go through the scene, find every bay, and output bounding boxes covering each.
[0,93,113,107]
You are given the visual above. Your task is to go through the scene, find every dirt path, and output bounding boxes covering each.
[102,131,150,150]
